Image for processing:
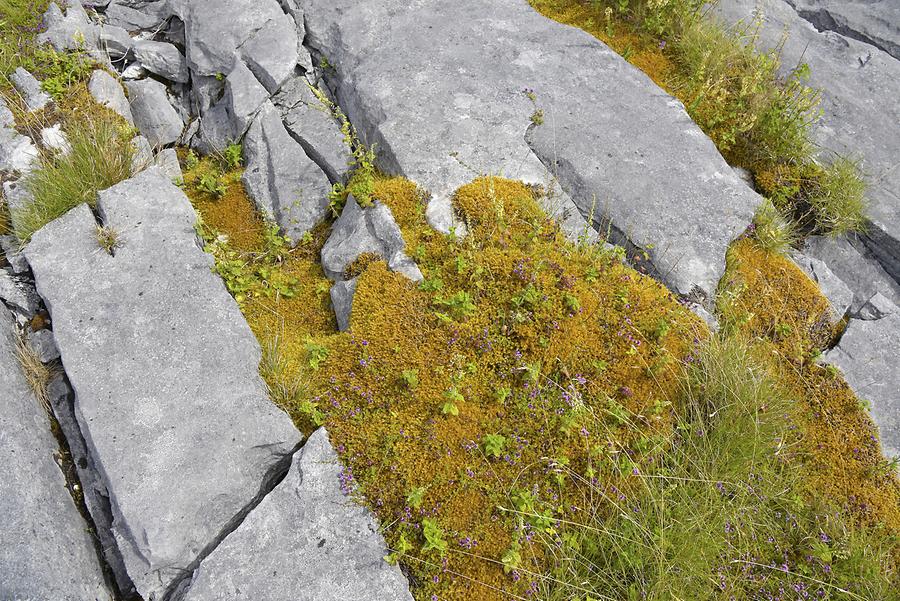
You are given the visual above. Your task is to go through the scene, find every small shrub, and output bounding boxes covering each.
[14,113,134,242]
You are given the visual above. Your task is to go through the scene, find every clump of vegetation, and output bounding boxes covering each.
[751,198,796,254]
[528,0,868,238]
[95,224,120,254]
[14,111,135,242]
[15,330,52,412]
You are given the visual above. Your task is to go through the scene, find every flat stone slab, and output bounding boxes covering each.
[242,101,332,242]
[0,307,111,601]
[132,40,189,83]
[300,0,760,300]
[126,78,184,147]
[786,0,900,61]
[826,304,900,462]
[24,168,302,600]
[180,428,413,601]
[716,0,900,286]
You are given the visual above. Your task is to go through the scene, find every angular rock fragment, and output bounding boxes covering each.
[242,101,331,242]
[179,428,413,601]
[24,168,302,600]
[0,235,29,274]
[716,0,900,286]
[0,127,39,174]
[26,327,59,363]
[321,195,423,282]
[40,123,71,155]
[0,95,15,127]
[0,271,40,317]
[89,69,135,125]
[104,2,165,32]
[170,0,298,87]
[786,0,900,61]
[153,147,182,182]
[300,0,760,301]
[198,60,269,151]
[826,307,900,462]
[10,67,52,112]
[789,250,853,319]
[277,77,352,184]
[132,40,190,83]
[130,134,153,173]
[98,23,134,59]
[330,277,358,332]
[0,307,111,601]
[37,1,100,53]
[802,234,900,315]
[126,77,184,146]
[858,292,896,321]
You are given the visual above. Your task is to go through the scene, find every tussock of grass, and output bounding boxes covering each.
[529,0,869,237]
[751,198,797,255]
[539,337,899,600]
[13,112,134,242]
[15,331,52,412]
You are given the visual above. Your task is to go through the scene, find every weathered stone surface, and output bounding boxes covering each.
[40,123,71,155]
[131,134,153,173]
[0,271,40,317]
[0,235,29,274]
[299,0,759,301]
[786,0,900,61]
[99,24,133,58]
[321,195,423,282]
[153,147,183,182]
[121,60,147,80]
[0,127,39,174]
[170,0,298,90]
[330,277,358,332]
[10,67,52,112]
[180,428,413,601]
[277,77,352,184]
[89,69,135,125]
[242,101,331,242]
[132,40,190,83]
[858,292,896,321]
[826,309,900,461]
[0,95,15,128]
[38,1,100,53]
[0,307,111,601]
[802,234,900,315]
[3,180,35,239]
[198,60,269,151]
[126,78,184,146]
[24,168,302,600]
[104,1,165,31]
[26,327,60,363]
[716,0,900,286]
[789,250,853,318]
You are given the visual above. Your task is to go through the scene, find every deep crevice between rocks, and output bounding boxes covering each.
[163,436,306,601]
[786,2,898,62]
[0,293,136,601]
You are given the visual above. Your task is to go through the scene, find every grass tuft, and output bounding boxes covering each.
[13,112,134,242]
[751,198,797,254]
[15,331,52,413]
[808,157,867,237]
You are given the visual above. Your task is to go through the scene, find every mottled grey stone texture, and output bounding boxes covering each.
[826,306,900,463]
[89,70,134,124]
[10,67,52,112]
[24,168,302,600]
[786,0,900,60]
[180,428,413,601]
[716,0,900,287]
[0,307,111,601]
[299,0,760,301]
[126,78,184,146]
[132,40,189,83]
[242,101,332,243]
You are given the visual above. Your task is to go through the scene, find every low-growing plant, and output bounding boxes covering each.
[808,157,867,236]
[95,224,120,254]
[198,171,227,198]
[482,433,507,458]
[752,197,797,254]
[421,518,448,554]
[14,113,134,242]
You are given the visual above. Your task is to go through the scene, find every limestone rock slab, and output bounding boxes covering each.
[826,308,900,462]
[716,0,900,286]
[10,67,51,112]
[126,77,184,146]
[299,0,760,300]
[180,428,413,601]
[89,69,135,125]
[242,101,331,242]
[786,0,900,60]
[276,77,352,184]
[132,40,190,83]
[0,307,111,601]
[38,1,100,54]
[24,168,302,600]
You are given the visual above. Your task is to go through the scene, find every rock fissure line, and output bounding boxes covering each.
[784,0,900,62]
[164,438,306,601]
